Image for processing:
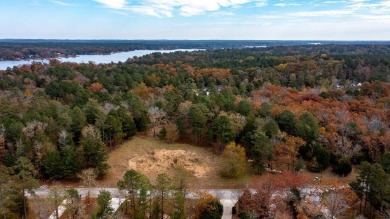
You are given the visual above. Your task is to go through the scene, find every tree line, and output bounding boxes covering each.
[0,45,389,217]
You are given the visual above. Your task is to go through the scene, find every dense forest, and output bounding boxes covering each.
[0,44,389,218]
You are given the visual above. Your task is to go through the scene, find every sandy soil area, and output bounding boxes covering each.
[127,149,215,178]
[100,136,246,188]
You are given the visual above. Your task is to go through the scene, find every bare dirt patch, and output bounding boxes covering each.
[100,136,247,188]
[128,149,213,178]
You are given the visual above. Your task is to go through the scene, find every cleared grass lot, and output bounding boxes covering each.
[100,136,250,188]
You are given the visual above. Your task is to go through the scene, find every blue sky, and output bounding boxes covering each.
[0,0,389,40]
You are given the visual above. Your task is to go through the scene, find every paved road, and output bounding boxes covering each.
[31,186,332,219]
[31,187,242,219]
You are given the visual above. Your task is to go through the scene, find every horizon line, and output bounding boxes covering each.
[1,38,390,42]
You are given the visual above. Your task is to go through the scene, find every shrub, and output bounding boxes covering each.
[333,157,352,176]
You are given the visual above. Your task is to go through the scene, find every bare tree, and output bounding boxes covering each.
[30,195,52,219]
[366,116,383,135]
[78,168,97,205]
[148,107,167,137]
[323,191,350,219]
[65,189,85,219]
[297,198,323,218]
[48,186,65,219]
[228,113,246,136]
[23,120,47,138]
[178,101,193,128]
[58,130,69,149]
[15,139,24,157]
[33,141,45,168]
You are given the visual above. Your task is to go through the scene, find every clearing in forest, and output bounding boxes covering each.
[101,136,248,188]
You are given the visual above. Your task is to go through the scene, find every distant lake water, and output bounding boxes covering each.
[0,49,202,70]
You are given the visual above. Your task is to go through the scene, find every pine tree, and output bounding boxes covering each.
[80,125,109,178]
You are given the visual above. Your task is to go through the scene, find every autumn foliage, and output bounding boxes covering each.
[87,82,103,93]
[220,142,248,178]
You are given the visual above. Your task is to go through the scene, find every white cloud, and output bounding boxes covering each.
[94,0,128,9]
[322,1,343,4]
[274,3,301,7]
[357,14,390,20]
[91,0,390,20]
[345,0,390,13]
[51,0,76,6]
[255,15,283,19]
[290,10,354,17]
[375,0,390,13]
[255,0,268,7]
[93,0,268,17]
[128,5,171,17]
[209,11,235,17]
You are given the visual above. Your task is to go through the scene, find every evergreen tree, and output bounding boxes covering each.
[295,112,319,145]
[71,106,87,142]
[264,118,279,138]
[42,150,61,179]
[117,169,150,216]
[155,173,172,219]
[96,190,113,219]
[333,157,352,176]
[80,125,109,178]
[12,157,39,218]
[251,131,273,174]
[380,152,390,174]
[83,99,104,125]
[117,106,136,139]
[351,162,390,217]
[212,115,235,152]
[126,94,149,132]
[104,114,124,147]
[237,100,252,116]
[60,146,83,179]
[172,191,186,219]
[0,166,26,218]
[65,188,82,219]
[188,104,209,145]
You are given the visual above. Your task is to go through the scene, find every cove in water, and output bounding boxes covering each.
[0,49,202,70]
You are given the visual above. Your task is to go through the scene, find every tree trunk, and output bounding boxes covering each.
[23,188,27,219]
[161,190,164,219]
[132,192,136,215]
[125,193,128,215]
[55,191,59,219]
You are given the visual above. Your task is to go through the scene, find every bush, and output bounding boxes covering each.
[306,146,330,173]
[307,157,321,172]
[313,146,330,170]
[239,211,252,219]
[333,157,352,176]
[199,199,223,219]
